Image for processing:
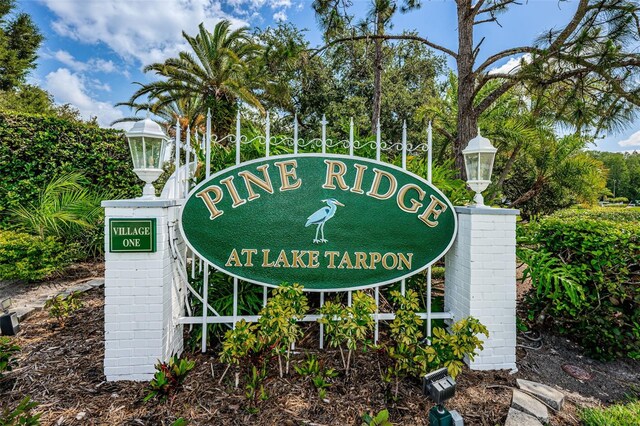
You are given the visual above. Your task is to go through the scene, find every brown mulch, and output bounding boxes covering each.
[3,286,624,425]
[0,288,522,426]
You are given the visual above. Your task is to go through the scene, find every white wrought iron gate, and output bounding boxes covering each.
[165,111,453,352]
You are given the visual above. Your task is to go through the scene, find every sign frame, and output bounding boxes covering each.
[179,153,458,292]
[109,218,157,253]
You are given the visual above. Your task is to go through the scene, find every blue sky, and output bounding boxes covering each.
[19,0,640,152]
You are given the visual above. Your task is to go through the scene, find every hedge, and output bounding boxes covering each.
[0,230,77,281]
[0,111,140,221]
[519,210,640,360]
[551,206,640,222]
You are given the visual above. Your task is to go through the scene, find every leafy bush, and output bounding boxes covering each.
[144,355,196,402]
[294,354,338,400]
[0,337,20,378]
[361,409,393,426]
[550,207,640,222]
[0,396,40,425]
[0,230,77,281]
[9,172,110,258]
[257,283,308,377]
[580,400,640,426]
[319,291,377,375]
[519,211,640,360]
[0,111,139,221]
[44,292,83,326]
[385,290,488,388]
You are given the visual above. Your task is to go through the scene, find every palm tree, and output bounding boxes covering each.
[126,20,263,136]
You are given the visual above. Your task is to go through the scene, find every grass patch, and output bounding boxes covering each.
[580,400,640,426]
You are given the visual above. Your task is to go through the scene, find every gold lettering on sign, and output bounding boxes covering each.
[309,251,320,268]
[274,249,291,268]
[366,168,397,200]
[397,183,426,213]
[369,252,382,269]
[338,252,353,269]
[291,250,307,268]
[324,251,340,268]
[196,185,224,220]
[398,253,413,270]
[354,252,370,269]
[274,160,302,192]
[238,164,274,201]
[382,253,398,270]
[350,164,368,194]
[322,160,350,190]
[220,176,247,208]
[241,249,257,267]
[418,195,448,227]
[225,248,242,267]
[262,249,274,267]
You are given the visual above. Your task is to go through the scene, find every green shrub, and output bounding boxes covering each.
[0,396,40,425]
[144,355,196,403]
[551,207,640,222]
[0,230,77,281]
[44,292,83,326]
[319,291,377,375]
[519,212,640,360]
[10,172,110,258]
[580,400,640,426]
[0,111,139,222]
[0,337,20,378]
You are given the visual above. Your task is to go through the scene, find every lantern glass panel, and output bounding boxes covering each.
[128,137,144,169]
[479,152,495,181]
[465,152,479,181]
[144,137,164,169]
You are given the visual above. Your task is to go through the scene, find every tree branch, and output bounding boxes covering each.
[474,46,534,75]
[474,79,519,115]
[477,0,519,15]
[312,33,458,59]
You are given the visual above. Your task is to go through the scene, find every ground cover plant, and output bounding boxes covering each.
[518,208,640,360]
[144,355,196,403]
[580,400,640,426]
[44,291,83,326]
[0,337,19,378]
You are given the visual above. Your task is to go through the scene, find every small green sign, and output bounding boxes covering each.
[109,218,156,253]
[180,154,457,291]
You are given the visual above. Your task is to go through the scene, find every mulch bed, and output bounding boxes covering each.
[0,288,607,425]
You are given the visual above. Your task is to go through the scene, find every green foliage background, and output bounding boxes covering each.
[519,208,640,360]
[0,111,140,222]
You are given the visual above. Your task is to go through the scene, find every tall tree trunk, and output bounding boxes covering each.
[455,0,477,180]
[371,13,383,135]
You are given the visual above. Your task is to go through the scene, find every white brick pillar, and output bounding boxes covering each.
[102,199,184,381]
[444,206,518,371]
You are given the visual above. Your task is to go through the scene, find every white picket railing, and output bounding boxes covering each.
[165,110,452,353]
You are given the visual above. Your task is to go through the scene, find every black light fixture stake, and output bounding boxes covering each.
[0,298,20,336]
[423,367,461,426]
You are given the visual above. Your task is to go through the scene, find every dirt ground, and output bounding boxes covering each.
[3,286,637,426]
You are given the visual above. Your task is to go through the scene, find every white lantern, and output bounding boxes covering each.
[462,129,497,207]
[125,117,169,199]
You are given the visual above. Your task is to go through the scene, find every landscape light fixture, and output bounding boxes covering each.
[423,367,464,426]
[462,129,497,207]
[125,116,169,199]
[0,298,20,336]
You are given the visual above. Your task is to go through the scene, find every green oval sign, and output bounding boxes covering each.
[180,154,457,291]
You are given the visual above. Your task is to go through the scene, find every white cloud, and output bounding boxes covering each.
[41,0,254,65]
[618,130,640,147]
[52,50,128,77]
[44,68,124,128]
[489,54,532,75]
[273,11,287,21]
[54,50,88,71]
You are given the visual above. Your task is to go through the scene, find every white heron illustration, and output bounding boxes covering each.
[305,198,345,243]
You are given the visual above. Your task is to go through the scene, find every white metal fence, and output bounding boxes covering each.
[165,111,453,353]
